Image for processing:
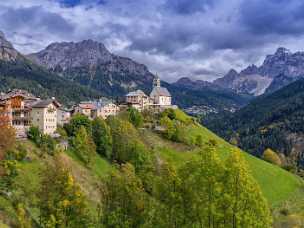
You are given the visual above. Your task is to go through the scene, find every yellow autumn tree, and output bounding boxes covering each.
[263,148,282,166]
[38,158,92,227]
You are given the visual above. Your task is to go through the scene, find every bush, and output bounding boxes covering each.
[28,126,57,155]
[6,145,27,161]
[195,135,204,147]
[263,148,282,166]
[40,135,57,155]
[27,126,41,143]
[161,108,176,120]
[128,108,144,128]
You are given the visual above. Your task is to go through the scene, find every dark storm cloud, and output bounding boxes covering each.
[239,0,304,36]
[2,0,304,82]
[0,6,75,36]
[165,0,215,15]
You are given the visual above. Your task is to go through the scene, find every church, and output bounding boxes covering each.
[125,75,176,111]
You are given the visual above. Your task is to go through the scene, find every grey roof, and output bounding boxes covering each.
[31,99,61,108]
[93,99,115,109]
[150,87,171,97]
[126,90,147,97]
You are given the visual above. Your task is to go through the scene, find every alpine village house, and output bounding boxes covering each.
[126,75,175,111]
[0,75,175,138]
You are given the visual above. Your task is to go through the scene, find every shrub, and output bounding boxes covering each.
[27,126,41,144]
[40,135,57,155]
[128,108,144,128]
[263,148,282,166]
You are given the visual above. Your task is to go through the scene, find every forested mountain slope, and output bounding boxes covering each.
[204,78,304,169]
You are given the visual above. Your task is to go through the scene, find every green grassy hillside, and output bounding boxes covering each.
[0,110,303,227]
[142,124,303,206]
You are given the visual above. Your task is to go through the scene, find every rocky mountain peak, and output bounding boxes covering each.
[275,47,291,56]
[0,31,19,61]
[213,69,239,89]
[28,39,113,70]
[214,47,304,96]
[240,64,259,75]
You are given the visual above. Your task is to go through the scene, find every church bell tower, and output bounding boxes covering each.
[153,74,161,88]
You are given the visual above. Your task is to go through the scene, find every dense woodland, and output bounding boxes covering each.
[204,79,304,171]
[0,108,273,227]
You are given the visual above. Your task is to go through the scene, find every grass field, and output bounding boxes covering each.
[141,122,303,207]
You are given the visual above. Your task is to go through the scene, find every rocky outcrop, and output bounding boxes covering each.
[214,47,304,96]
[0,31,19,61]
[28,40,154,96]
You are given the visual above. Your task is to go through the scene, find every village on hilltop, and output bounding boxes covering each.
[0,75,176,138]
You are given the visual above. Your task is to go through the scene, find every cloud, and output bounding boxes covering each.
[1,0,304,82]
[239,0,304,36]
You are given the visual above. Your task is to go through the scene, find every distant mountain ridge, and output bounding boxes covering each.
[28,39,155,97]
[213,47,304,96]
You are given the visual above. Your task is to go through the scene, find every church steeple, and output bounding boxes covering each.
[153,74,161,88]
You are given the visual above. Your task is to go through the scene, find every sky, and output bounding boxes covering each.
[1,0,304,82]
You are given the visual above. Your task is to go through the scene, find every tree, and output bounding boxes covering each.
[263,148,282,166]
[38,160,92,227]
[223,150,272,228]
[128,108,143,128]
[64,114,92,137]
[178,144,224,227]
[161,108,176,120]
[160,116,175,140]
[92,118,112,160]
[154,161,183,227]
[0,125,15,161]
[100,163,154,228]
[71,126,96,165]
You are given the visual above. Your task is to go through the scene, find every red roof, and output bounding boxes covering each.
[78,103,95,109]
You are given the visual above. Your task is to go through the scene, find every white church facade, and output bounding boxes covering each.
[125,75,176,111]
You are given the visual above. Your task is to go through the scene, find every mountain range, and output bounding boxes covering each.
[0,31,248,112]
[214,47,304,96]
[179,47,304,97]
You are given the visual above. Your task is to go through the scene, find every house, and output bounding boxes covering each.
[57,108,71,126]
[0,89,39,137]
[91,100,120,119]
[125,74,175,112]
[31,99,61,135]
[125,90,151,111]
[73,102,95,118]
[150,75,172,107]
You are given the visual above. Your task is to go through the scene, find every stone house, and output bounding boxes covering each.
[91,100,120,119]
[31,99,61,135]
